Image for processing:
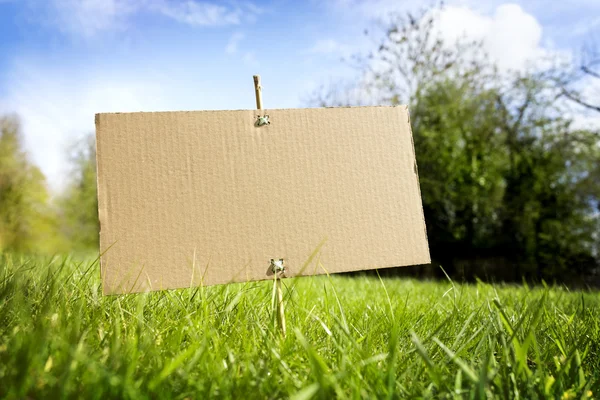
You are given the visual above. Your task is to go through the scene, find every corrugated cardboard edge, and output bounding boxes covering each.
[94,113,105,288]
[94,104,409,117]
[405,105,431,264]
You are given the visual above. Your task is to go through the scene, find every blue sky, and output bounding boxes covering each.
[0,0,599,190]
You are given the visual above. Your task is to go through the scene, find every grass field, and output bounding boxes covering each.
[1,256,599,399]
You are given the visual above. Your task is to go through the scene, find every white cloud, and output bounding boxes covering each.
[0,61,168,189]
[152,1,248,26]
[329,0,411,20]
[572,15,600,37]
[307,39,352,57]
[225,33,260,68]
[242,52,258,67]
[31,0,139,38]
[436,4,545,72]
[225,32,245,55]
[28,0,262,38]
[330,1,551,73]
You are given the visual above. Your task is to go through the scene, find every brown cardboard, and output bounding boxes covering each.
[95,106,430,294]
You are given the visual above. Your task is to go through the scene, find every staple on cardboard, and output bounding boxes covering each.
[256,115,270,126]
[270,259,285,275]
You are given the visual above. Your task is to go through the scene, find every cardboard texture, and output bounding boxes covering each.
[96,106,430,294]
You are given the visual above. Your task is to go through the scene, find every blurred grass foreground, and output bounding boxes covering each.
[0,256,599,398]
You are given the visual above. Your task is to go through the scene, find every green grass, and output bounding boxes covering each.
[0,255,599,399]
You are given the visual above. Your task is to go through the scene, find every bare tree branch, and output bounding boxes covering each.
[581,65,600,80]
[560,88,600,113]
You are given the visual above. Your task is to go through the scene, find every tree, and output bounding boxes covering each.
[496,72,600,279]
[312,4,600,281]
[0,115,58,253]
[411,76,507,271]
[558,40,600,113]
[58,134,99,252]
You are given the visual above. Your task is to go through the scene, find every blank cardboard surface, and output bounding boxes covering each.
[96,106,430,294]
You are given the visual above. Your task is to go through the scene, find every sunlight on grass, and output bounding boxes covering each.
[0,255,598,398]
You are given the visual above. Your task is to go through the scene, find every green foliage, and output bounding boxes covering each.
[412,75,507,253]
[411,71,600,280]
[57,135,99,252]
[315,4,600,281]
[0,256,598,398]
[493,75,599,276]
[0,116,59,253]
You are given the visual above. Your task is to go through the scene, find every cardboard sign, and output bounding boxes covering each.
[96,106,430,294]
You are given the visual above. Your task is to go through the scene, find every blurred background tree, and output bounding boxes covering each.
[0,115,60,254]
[557,39,600,113]
[0,3,598,284]
[56,134,99,253]
[313,4,600,283]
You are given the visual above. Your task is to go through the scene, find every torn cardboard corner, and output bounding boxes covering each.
[95,106,430,295]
